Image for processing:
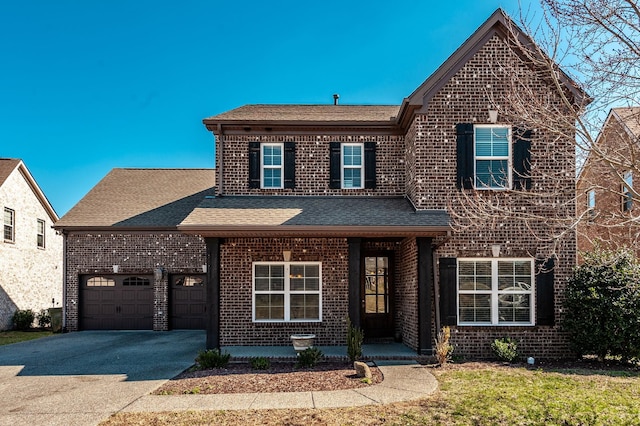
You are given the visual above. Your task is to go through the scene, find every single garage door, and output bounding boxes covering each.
[80,275,153,330]
[170,274,206,329]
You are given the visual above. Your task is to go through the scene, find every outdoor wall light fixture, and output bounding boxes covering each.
[488,109,499,123]
[154,267,164,281]
[491,244,501,257]
[282,250,292,262]
[112,265,119,273]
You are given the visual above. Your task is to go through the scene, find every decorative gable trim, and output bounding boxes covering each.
[395,8,588,130]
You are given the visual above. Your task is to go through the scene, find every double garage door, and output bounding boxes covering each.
[80,274,206,330]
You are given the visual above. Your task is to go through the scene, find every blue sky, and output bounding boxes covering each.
[1,0,537,216]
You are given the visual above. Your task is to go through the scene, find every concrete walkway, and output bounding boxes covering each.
[123,360,438,412]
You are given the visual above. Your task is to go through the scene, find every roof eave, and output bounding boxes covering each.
[53,225,180,233]
[203,120,402,134]
[177,224,451,238]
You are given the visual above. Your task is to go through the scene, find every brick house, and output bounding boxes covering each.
[0,158,62,330]
[55,9,584,358]
[576,107,640,259]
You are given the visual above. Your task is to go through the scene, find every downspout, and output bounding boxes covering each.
[216,124,223,196]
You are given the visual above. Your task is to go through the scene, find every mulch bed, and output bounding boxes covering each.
[154,361,383,395]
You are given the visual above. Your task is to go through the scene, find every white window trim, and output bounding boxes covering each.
[341,143,364,189]
[457,258,535,326]
[37,218,46,249]
[252,261,322,323]
[260,143,284,189]
[4,207,15,243]
[473,124,512,190]
[623,170,633,211]
[587,189,596,210]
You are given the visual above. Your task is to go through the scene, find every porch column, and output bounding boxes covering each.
[347,238,362,328]
[417,237,433,355]
[205,237,221,350]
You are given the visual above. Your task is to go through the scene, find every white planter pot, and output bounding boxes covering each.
[290,334,315,352]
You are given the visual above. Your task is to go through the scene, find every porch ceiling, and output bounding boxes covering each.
[178,196,450,238]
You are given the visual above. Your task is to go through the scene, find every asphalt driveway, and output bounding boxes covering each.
[0,330,205,426]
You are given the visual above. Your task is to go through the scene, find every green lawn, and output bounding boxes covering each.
[0,330,53,346]
[102,362,640,425]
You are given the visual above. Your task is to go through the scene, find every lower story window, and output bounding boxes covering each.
[253,262,321,322]
[458,258,534,325]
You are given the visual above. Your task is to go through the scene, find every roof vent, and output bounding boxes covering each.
[333,94,340,105]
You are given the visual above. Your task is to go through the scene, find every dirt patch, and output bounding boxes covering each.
[155,361,383,394]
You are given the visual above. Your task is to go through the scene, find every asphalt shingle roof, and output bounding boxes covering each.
[0,159,21,187]
[203,105,401,123]
[180,196,450,229]
[55,168,215,228]
[613,107,640,138]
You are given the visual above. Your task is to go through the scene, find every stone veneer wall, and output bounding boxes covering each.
[217,134,405,196]
[64,232,206,331]
[0,168,63,330]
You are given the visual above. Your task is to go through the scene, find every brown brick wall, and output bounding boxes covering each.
[406,35,577,358]
[64,232,206,331]
[396,238,419,350]
[218,237,349,346]
[217,134,405,196]
[576,115,640,259]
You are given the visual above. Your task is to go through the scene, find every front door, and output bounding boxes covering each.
[361,254,394,339]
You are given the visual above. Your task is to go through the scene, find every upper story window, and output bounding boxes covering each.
[587,189,596,221]
[37,219,45,248]
[458,258,534,326]
[261,143,283,188]
[456,123,531,191]
[249,142,295,189]
[329,142,376,189]
[474,125,511,189]
[4,207,14,243]
[253,262,322,322]
[342,143,363,189]
[622,171,633,212]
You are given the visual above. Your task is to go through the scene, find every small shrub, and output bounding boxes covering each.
[36,309,51,329]
[250,356,271,370]
[434,326,454,366]
[492,337,519,363]
[195,349,230,369]
[360,377,372,384]
[346,316,364,362]
[12,309,35,331]
[296,347,323,368]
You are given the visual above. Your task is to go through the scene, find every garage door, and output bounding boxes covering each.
[80,275,153,330]
[170,274,206,329]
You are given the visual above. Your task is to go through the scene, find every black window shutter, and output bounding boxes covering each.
[364,142,376,189]
[329,142,341,189]
[456,123,474,189]
[248,142,260,189]
[535,257,555,326]
[284,142,295,189]
[439,257,458,326]
[513,128,532,190]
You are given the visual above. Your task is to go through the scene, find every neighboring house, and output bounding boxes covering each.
[576,107,640,259]
[0,158,62,330]
[55,9,584,358]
